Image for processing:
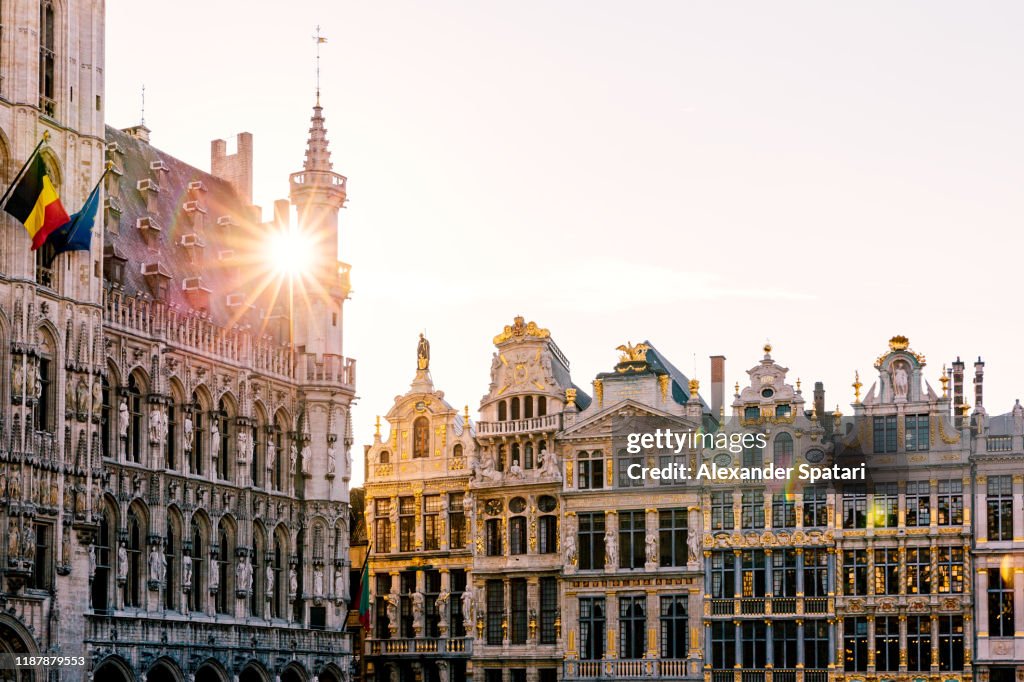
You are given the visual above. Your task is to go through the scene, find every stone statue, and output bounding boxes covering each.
[489,353,501,389]
[8,526,20,562]
[1014,399,1024,435]
[507,460,525,480]
[313,567,324,596]
[326,445,336,475]
[288,566,298,595]
[182,553,193,588]
[149,407,165,444]
[892,361,909,400]
[563,532,578,566]
[538,448,561,480]
[21,525,32,562]
[183,414,194,452]
[290,444,298,476]
[149,546,163,582]
[462,492,474,516]
[237,430,248,462]
[412,590,425,627]
[645,531,658,564]
[11,358,23,396]
[75,380,88,414]
[334,566,346,599]
[118,397,129,439]
[437,660,449,682]
[436,588,450,629]
[88,544,97,578]
[210,421,221,462]
[32,364,42,399]
[461,587,474,629]
[117,542,128,580]
[604,529,618,568]
[417,333,430,370]
[687,528,702,563]
[475,451,503,483]
[237,556,253,592]
[301,443,312,475]
[62,527,71,567]
[385,593,399,626]
[266,564,274,594]
[91,381,102,412]
[266,440,276,473]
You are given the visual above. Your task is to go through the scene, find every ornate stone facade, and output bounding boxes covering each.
[0,3,355,680]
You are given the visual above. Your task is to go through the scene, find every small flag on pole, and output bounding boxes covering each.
[4,154,70,250]
[357,551,371,630]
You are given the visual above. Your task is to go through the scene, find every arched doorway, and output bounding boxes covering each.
[281,664,307,682]
[91,657,133,682]
[318,666,340,682]
[148,659,182,682]
[0,620,40,682]
[195,662,227,682]
[239,664,268,682]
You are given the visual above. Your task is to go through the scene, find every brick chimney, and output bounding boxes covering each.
[952,357,965,428]
[710,355,726,419]
[974,357,985,410]
[813,381,825,419]
[211,132,254,204]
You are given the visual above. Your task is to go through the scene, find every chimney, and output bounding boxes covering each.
[813,382,825,419]
[952,357,965,427]
[974,357,985,410]
[710,355,726,420]
[122,123,151,144]
[211,132,254,204]
[273,199,291,228]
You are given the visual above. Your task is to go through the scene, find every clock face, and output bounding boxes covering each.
[805,448,825,463]
[415,400,426,412]
[485,499,503,516]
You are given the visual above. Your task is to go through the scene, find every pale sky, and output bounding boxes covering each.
[107,1,1024,486]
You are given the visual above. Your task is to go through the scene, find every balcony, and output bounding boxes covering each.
[476,413,562,437]
[710,671,829,682]
[365,637,471,657]
[565,659,693,679]
[708,597,830,617]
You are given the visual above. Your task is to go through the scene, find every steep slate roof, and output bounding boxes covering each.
[104,125,272,328]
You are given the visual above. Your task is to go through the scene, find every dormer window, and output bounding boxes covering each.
[744,406,760,421]
[141,262,172,301]
[150,160,169,173]
[776,404,791,418]
[188,180,208,195]
[103,244,128,286]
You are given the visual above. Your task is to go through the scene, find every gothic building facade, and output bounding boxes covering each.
[0,2,356,680]
[363,322,1018,682]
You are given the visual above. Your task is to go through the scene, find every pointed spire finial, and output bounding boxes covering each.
[313,26,327,106]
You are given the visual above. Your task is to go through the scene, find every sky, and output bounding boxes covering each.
[107,1,1024,486]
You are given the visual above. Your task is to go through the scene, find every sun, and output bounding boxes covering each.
[266,228,314,277]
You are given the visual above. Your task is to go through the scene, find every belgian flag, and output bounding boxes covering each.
[4,154,70,250]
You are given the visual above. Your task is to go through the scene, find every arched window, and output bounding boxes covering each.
[91,509,113,613]
[452,444,463,460]
[524,442,534,470]
[190,517,205,613]
[538,397,547,417]
[413,417,429,459]
[189,392,206,476]
[125,374,143,463]
[251,529,266,616]
[165,516,179,611]
[39,0,57,116]
[511,443,521,469]
[252,417,264,488]
[216,398,232,480]
[272,531,286,619]
[125,508,144,607]
[166,399,178,470]
[509,517,527,555]
[511,397,520,420]
[100,376,112,458]
[524,396,534,419]
[379,450,390,465]
[292,529,305,622]
[498,401,507,421]
[215,519,233,614]
[34,332,56,433]
[774,433,794,468]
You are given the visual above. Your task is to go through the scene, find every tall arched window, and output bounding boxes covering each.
[524,396,534,419]
[39,0,56,116]
[190,517,206,613]
[189,392,206,476]
[125,508,144,607]
[216,519,233,614]
[216,398,232,481]
[538,397,547,417]
[413,417,429,459]
[251,529,266,616]
[125,374,144,463]
[272,530,286,619]
[510,397,520,420]
[91,509,113,613]
[774,432,794,468]
[498,401,507,421]
[100,376,112,458]
[165,516,180,611]
[166,399,178,470]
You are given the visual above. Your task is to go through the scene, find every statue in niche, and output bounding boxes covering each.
[334,565,346,599]
[688,528,702,563]
[265,564,274,594]
[313,567,324,596]
[301,442,312,475]
[385,593,399,626]
[8,526,20,562]
[326,444,336,475]
[604,528,618,567]
[116,542,128,580]
[183,414,194,452]
[237,430,248,462]
[75,380,88,414]
[537,448,561,480]
[460,587,474,629]
[289,566,298,595]
[266,439,276,473]
[290,443,298,476]
[645,531,658,564]
[88,544,97,578]
[436,588,450,629]
[210,420,221,463]
[149,546,162,582]
[118,398,129,439]
[891,361,909,400]
[563,532,577,566]
[417,333,430,370]
[91,381,102,412]
[149,407,165,444]
[11,358,23,396]
[32,364,42,400]
[209,558,220,590]
[182,553,193,587]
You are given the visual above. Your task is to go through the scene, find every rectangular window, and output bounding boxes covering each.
[540,577,558,644]
[399,572,416,638]
[907,615,931,672]
[938,479,963,525]
[486,579,504,645]
[711,492,734,531]
[804,548,829,597]
[937,547,964,593]
[374,574,392,638]
[619,595,646,659]
[398,497,415,552]
[742,445,763,468]
[485,519,502,557]
[772,549,798,597]
[711,551,735,598]
[618,451,644,488]
[906,547,932,595]
[874,548,899,595]
[906,481,931,526]
[31,523,50,590]
[579,597,606,660]
[424,570,440,637]
[741,491,765,529]
[510,578,527,644]
[539,515,558,554]
[873,415,897,453]
[804,620,829,669]
[843,489,866,528]
[989,568,1014,637]
[450,569,466,637]
[660,595,687,659]
[374,499,392,552]
[844,616,868,671]
[772,493,796,529]
[773,620,799,669]
[711,621,735,669]
[740,550,766,597]
[658,453,686,486]
[578,512,606,570]
[874,616,899,672]
[578,450,604,490]
[659,508,688,568]
[423,495,440,551]
[509,517,526,556]
[987,475,1013,541]
[872,483,898,527]
[844,549,867,596]
[449,492,466,549]
[741,621,767,668]
[618,510,646,570]
[939,616,964,671]
[802,487,828,527]
[905,414,929,451]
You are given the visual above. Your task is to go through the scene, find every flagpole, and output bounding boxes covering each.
[62,161,112,246]
[0,132,49,211]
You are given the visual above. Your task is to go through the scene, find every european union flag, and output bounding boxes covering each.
[40,182,101,268]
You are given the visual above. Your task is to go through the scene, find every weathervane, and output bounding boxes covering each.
[314,26,327,104]
[140,84,145,125]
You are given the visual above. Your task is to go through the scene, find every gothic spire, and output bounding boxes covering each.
[303,102,334,173]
